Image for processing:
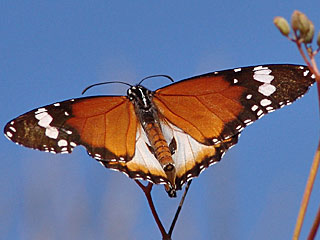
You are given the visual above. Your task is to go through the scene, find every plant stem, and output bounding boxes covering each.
[307,204,320,240]
[135,180,170,240]
[293,140,320,240]
[168,180,192,236]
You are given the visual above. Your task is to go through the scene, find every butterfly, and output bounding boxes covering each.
[4,64,315,197]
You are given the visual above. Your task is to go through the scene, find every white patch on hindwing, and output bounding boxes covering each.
[160,121,224,183]
[123,126,166,183]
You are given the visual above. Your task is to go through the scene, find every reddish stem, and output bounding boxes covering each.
[307,204,320,240]
[135,180,171,240]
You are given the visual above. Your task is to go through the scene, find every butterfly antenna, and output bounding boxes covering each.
[82,81,133,95]
[138,74,174,85]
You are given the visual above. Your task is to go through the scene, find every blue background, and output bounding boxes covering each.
[1,1,319,239]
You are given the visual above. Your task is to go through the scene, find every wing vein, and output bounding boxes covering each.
[155,97,205,139]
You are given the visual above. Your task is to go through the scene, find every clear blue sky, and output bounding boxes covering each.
[1,1,319,240]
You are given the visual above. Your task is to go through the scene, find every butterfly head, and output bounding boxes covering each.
[127,85,153,110]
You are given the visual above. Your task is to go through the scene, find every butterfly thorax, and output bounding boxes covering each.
[127,85,177,197]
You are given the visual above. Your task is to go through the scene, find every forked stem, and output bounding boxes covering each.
[135,180,170,239]
[136,180,193,240]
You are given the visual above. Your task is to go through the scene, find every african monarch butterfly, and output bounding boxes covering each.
[4,64,315,197]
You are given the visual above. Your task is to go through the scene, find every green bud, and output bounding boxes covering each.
[317,32,320,47]
[291,10,311,36]
[303,20,314,43]
[299,13,311,35]
[274,17,290,36]
[291,10,300,31]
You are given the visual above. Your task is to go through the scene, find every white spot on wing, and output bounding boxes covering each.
[253,72,274,83]
[258,83,276,96]
[253,66,268,71]
[236,125,243,130]
[61,147,68,153]
[251,105,258,111]
[9,126,16,132]
[45,127,59,139]
[35,108,47,114]
[36,112,53,128]
[58,139,68,147]
[260,99,272,106]
[246,94,253,100]
[234,68,241,72]
[6,131,13,138]
[266,106,274,112]
[257,109,264,117]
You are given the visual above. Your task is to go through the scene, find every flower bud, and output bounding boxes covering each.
[291,10,310,36]
[303,20,314,43]
[274,17,290,36]
[291,10,300,31]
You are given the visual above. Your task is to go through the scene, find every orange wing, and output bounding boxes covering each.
[154,76,244,145]
[153,64,315,188]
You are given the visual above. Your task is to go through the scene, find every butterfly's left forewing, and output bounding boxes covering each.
[4,96,138,160]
